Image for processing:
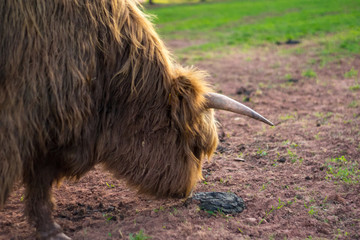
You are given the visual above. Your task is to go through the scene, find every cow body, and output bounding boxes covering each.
[1,0,217,239]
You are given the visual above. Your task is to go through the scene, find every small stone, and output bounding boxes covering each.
[216,145,227,153]
[285,39,301,44]
[327,215,337,223]
[317,227,329,235]
[150,210,158,217]
[287,78,299,83]
[234,158,245,162]
[296,194,303,200]
[243,96,250,102]
[328,194,346,204]
[245,217,257,225]
[237,144,246,152]
[107,206,115,212]
[236,87,253,96]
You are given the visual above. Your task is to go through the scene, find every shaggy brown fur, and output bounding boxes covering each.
[0,0,218,238]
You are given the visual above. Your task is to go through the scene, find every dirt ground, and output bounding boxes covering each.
[1,42,359,239]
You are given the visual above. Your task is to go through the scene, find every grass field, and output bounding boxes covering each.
[147,0,360,57]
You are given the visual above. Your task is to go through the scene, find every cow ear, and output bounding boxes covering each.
[170,66,210,108]
[168,67,210,134]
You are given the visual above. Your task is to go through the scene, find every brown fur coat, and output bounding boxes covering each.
[0,0,218,210]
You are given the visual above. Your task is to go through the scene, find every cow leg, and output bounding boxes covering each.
[24,165,71,240]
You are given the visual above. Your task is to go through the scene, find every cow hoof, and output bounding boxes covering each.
[37,223,71,240]
[37,232,71,240]
[49,232,72,240]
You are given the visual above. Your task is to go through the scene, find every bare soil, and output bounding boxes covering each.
[1,43,359,239]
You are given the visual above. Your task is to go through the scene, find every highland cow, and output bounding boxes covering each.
[0,0,273,239]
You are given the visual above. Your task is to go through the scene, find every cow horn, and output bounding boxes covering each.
[205,92,274,126]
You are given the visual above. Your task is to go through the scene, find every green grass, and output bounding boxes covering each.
[349,84,360,91]
[287,149,303,163]
[348,100,358,108]
[258,197,296,225]
[105,182,115,188]
[279,113,296,121]
[304,199,319,217]
[325,156,360,184]
[314,112,333,124]
[349,80,360,91]
[302,69,317,78]
[256,147,268,157]
[148,0,360,56]
[344,67,359,78]
[284,73,293,80]
[129,230,151,240]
